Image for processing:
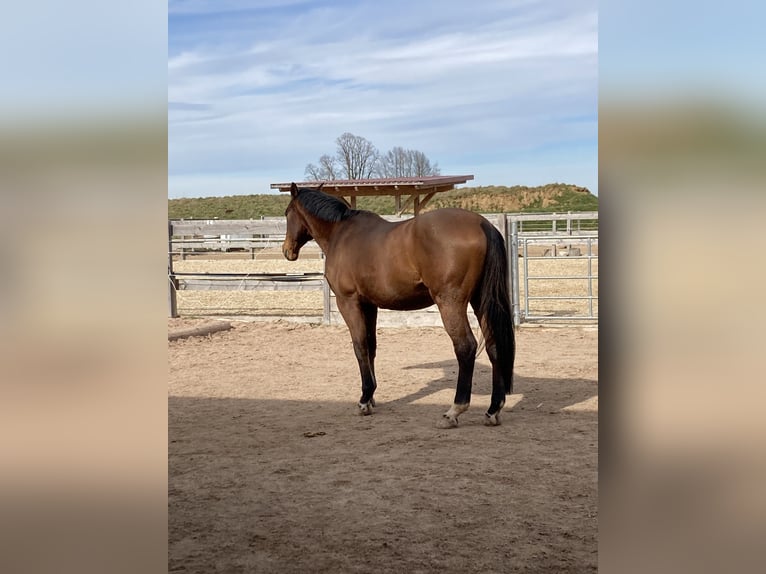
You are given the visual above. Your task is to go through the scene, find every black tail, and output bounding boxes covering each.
[477,220,515,394]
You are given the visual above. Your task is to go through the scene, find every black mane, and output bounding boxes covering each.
[296,188,360,222]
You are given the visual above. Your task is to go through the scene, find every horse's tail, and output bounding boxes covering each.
[477,220,515,394]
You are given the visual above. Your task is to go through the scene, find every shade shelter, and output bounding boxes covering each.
[271,175,474,216]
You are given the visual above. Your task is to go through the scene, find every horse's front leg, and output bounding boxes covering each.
[335,297,378,415]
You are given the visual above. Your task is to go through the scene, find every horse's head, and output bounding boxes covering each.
[282,182,322,261]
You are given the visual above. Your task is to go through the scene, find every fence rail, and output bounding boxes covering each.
[507,211,598,235]
[173,272,325,292]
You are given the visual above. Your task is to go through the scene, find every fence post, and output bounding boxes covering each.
[497,213,507,244]
[168,220,178,318]
[508,218,521,328]
[322,254,331,325]
[587,238,594,318]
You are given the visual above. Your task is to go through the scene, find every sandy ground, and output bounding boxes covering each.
[169,319,598,573]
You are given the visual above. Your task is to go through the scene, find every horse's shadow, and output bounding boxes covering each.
[387,359,597,412]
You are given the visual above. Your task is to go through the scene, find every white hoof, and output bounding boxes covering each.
[437,403,468,429]
[484,412,501,426]
[358,401,374,416]
[436,414,459,429]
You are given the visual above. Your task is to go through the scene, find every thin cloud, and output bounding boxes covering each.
[169,1,597,197]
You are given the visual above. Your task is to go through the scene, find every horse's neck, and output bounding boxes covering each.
[304,216,339,254]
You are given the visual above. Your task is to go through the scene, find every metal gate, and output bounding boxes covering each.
[507,215,598,325]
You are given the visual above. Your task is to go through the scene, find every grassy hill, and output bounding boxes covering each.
[168,183,597,220]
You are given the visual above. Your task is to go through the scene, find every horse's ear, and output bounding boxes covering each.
[317,182,324,191]
[290,182,298,197]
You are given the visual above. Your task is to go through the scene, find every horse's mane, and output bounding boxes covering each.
[296,188,360,223]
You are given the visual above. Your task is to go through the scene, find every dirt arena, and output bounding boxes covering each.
[169,319,598,573]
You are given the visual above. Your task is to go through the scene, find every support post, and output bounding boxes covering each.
[416,191,437,214]
[398,194,417,215]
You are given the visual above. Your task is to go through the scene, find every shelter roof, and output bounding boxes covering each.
[271,175,474,215]
[271,175,473,194]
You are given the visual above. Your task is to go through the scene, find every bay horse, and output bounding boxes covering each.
[282,183,515,428]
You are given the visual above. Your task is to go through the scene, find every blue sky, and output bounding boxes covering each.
[169,0,597,198]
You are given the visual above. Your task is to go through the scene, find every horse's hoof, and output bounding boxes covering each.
[358,402,374,416]
[484,412,501,426]
[436,414,459,429]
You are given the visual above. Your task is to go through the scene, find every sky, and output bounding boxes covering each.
[168,0,597,198]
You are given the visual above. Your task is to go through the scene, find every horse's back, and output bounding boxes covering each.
[407,209,489,294]
[413,208,487,235]
[411,208,488,253]
[342,208,484,244]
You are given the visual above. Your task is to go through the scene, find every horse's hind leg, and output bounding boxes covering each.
[363,303,378,409]
[483,341,507,426]
[471,299,508,426]
[435,301,477,428]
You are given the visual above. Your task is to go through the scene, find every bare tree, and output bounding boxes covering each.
[410,149,440,177]
[376,146,440,178]
[304,163,322,180]
[305,133,439,181]
[305,154,339,181]
[377,146,410,178]
[335,132,379,179]
[319,154,339,179]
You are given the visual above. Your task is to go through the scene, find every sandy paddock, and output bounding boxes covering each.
[169,319,598,573]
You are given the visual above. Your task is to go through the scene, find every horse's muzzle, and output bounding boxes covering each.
[283,248,297,261]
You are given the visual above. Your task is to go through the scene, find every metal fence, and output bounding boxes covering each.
[169,212,598,325]
[507,213,598,325]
